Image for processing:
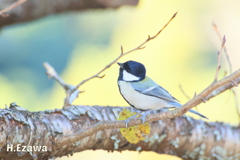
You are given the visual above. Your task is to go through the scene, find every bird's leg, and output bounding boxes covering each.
[124,110,157,128]
[140,110,153,124]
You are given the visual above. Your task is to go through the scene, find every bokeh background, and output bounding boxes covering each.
[1,0,240,159]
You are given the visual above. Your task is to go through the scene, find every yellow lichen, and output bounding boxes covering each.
[117,109,150,144]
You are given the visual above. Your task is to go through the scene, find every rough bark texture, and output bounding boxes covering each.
[0,105,239,160]
[0,0,139,28]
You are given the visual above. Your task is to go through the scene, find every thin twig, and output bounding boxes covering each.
[179,84,199,111]
[193,92,197,98]
[223,70,228,77]
[43,62,84,107]
[179,84,191,100]
[63,12,178,107]
[214,35,226,82]
[212,22,232,74]
[43,62,68,90]
[0,0,27,17]
[212,22,240,118]
[58,68,240,144]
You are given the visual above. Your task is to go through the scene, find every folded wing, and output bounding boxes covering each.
[130,76,179,103]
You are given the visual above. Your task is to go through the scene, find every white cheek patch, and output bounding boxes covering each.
[122,70,140,81]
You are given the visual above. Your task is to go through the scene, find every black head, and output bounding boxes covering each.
[117,60,146,82]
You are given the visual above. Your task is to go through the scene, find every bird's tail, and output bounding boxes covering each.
[188,109,208,119]
[169,102,208,119]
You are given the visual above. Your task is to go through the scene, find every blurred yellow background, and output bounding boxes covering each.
[1,0,240,159]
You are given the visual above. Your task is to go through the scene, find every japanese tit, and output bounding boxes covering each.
[117,60,208,123]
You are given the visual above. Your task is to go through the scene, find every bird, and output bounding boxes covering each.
[117,60,208,125]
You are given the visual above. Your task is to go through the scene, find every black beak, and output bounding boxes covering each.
[117,62,123,68]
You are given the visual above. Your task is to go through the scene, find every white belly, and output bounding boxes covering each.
[118,81,172,110]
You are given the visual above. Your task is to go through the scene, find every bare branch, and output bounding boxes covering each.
[63,12,178,107]
[0,0,139,28]
[43,62,83,107]
[232,80,238,87]
[179,84,200,112]
[0,0,27,17]
[121,45,124,54]
[206,77,240,100]
[201,97,207,103]
[147,12,178,40]
[214,35,226,82]
[97,74,105,78]
[179,84,191,100]
[212,22,232,74]
[212,22,240,118]
[1,105,240,159]
[59,68,240,144]
[193,92,197,97]
[43,62,68,90]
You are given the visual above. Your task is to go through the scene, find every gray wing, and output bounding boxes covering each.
[130,76,179,103]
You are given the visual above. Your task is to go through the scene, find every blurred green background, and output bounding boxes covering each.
[1,0,240,159]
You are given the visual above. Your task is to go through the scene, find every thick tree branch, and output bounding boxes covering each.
[57,68,240,146]
[0,104,240,160]
[0,0,139,28]
[1,67,240,159]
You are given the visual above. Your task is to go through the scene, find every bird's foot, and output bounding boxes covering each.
[140,110,152,124]
[124,113,139,128]
[124,110,153,128]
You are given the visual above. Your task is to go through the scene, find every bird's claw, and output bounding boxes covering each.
[140,111,151,124]
[124,113,139,128]
[124,111,151,128]
[124,118,130,128]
